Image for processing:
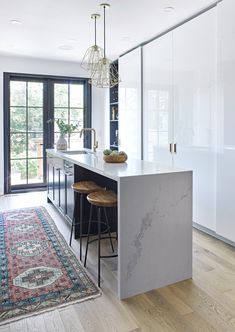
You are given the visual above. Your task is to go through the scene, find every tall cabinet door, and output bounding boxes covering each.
[173,9,217,230]
[216,0,235,242]
[143,33,173,165]
[119,48,142,159]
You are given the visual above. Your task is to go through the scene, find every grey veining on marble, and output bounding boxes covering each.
[118,172,192,299]
[126,197,159,281]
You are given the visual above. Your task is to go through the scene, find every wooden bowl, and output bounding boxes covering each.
[103,154,127,163]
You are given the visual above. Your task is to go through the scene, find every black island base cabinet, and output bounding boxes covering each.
[47,154,74,222]
[47,153,117,239]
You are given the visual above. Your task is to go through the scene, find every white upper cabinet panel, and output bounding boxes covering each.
[216,0,235,242]
[143,32,173,166]
[173,9,217,230]
[119,48,142,159]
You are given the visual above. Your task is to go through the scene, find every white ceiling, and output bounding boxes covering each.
[0,0,218,62]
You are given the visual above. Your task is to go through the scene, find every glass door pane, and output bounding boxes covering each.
[54,83,84,149]
[10,81,45,187]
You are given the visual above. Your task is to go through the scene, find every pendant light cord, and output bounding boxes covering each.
[103,5,106,58]
[94,16,97,46]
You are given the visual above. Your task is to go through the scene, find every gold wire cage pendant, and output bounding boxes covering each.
[81,13,103,74]
[89,57,120,88]
[81,44,104,73]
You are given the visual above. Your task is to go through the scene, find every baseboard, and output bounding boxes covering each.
[193,222,235,248]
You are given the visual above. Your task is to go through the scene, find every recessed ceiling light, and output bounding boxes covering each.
[11,19,22,25]
[164,6,175,12]
[58,45,73,51]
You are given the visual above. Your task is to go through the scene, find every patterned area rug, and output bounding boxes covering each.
[0,206,100,324]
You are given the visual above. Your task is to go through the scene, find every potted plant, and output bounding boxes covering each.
[48,116,79,150]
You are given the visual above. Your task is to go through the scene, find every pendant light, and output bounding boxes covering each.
[81,14,103,73]
[90,3,120,88]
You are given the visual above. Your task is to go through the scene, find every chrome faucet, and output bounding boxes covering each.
[80,128,98,153]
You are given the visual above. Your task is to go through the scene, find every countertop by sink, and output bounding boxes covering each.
[46,149,191,181]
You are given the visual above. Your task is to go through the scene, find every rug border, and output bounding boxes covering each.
[0,205,102,326]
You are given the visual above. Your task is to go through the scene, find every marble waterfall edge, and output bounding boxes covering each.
[118,171,192,299]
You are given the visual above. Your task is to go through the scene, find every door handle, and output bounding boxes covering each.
[169,143,173,153]
[173,143,177,154]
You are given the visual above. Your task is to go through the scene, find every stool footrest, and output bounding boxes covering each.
[100,254,118,258]
[72,220,113,236]
[87,236,117,245]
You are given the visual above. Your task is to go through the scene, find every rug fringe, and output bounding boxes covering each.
[0,291,102,326]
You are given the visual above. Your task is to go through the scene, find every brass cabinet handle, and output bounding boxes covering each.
[174,143,177,154]
[169,143,173,153]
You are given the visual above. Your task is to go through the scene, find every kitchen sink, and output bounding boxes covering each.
[60,150,88,155]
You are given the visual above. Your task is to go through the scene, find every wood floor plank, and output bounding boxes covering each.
[124,295,167,331]
[0,325,10,332]
[59,307,86,332]
[157,287,193,315]
[43,310,66,332]
[73,301,107,332]
[170,280,235,331]
[9,319,28,332]
[91,288,139,332]
[144,290,193,331]
[26,315,47,332]
[182,311,217,332]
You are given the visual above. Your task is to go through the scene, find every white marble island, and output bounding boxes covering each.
[47,149,193,299]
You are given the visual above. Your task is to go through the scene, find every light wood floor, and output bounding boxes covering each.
[1,192,235,332]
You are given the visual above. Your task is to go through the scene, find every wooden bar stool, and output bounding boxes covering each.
[84,190,118,287]
[70,181,105,261]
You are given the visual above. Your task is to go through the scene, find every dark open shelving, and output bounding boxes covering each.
[109,60,119,151]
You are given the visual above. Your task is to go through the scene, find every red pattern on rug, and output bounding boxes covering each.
[0,207,100,323]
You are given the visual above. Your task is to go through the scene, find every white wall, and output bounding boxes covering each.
[0,54,109,195]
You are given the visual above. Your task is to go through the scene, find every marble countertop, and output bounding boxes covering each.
[46,149,190,181]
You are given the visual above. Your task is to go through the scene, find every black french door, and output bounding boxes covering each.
[4,73,91,194]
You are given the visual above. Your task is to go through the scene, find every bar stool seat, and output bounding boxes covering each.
[84,190,118,287]
[72,181,104,194]
[70,181,105,262]
[87,190,117,207]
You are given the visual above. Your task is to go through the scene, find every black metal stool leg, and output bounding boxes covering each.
[103,207,114,252]
[79,193,84,261]
[70,191,78,246]
[98,207,101,287]
[84,204,93,268]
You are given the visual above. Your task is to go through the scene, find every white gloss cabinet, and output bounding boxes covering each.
[173,9,217,231]
[143,33,173,166]
[216,0,235,242]
[142,9,217,231]
[119,2,235,243]
[119,48,142,159]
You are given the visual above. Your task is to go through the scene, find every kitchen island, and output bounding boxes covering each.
[46,149,193,300]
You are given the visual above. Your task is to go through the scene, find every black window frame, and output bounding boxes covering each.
[4,72,92,194]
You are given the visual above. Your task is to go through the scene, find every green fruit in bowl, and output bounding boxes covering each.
[103,149,112,156]
[111,150,119,155]
[119,151,127,158]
